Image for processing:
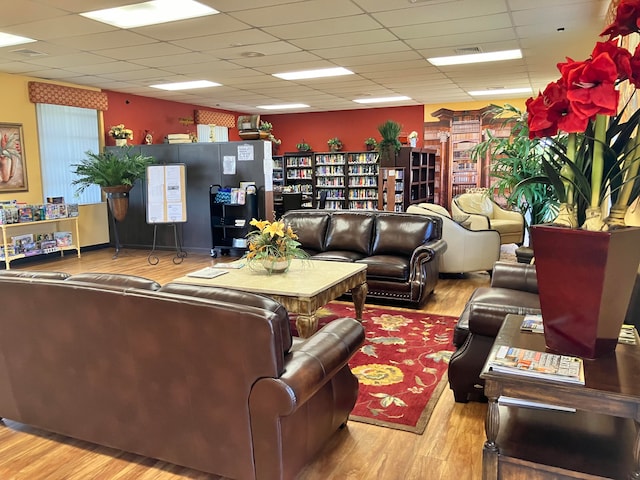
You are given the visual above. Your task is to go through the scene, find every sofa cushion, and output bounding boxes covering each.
[65,272,161,290]
[282,211,329,252]
[357,255,409,281]
[372,214,433,256]
[324,213,374,254]
[312,251,365,262]
[458,194,494,217]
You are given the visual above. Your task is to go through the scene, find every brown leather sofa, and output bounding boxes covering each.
[0,270,365,480]
[281,209,446,307]
[447,262,540,403]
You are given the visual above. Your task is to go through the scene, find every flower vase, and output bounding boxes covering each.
[115,138,127,147]
[531,224,640,358]
[262,257,291,274]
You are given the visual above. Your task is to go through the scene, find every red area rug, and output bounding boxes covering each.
[291,302,457,434]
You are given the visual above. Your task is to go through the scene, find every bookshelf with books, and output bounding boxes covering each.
[283,152,314,207]
[396,146,437,206]
[347,151,378,209]
[314,152,347,209]
[378,167,405,212]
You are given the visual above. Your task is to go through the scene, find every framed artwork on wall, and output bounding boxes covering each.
[0,123,28,192]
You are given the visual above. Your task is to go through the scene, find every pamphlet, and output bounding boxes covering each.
[186,267,228,279]
[211,260,246,269]
[520,315,638,345]
[489,346,585,385]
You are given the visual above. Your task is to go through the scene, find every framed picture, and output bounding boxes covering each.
[0,123,27,192]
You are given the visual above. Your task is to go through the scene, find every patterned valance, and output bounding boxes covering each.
[194,109,235,128]
[28,81,109,111]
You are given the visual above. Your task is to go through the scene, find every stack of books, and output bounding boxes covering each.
[167,133,192,144]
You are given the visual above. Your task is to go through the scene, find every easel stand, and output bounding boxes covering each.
[147,223,188,265]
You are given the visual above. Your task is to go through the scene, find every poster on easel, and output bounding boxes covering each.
[146,164,187,224]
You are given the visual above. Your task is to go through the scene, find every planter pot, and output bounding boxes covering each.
[102,185,132,222]
[261,257,291,274]
[531,224,640,358]
[378,144,396,167]
[115,138,127,147]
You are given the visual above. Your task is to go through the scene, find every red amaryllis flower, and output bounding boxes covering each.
[591,40,632,81]
[526,80,573,138]
[601,0,640,39]
[559,54,619,120]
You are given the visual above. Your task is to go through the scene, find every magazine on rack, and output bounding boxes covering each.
[488,345,585,385]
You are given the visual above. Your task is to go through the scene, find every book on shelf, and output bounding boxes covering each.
[520,315,638,345]
[488,345,585,385]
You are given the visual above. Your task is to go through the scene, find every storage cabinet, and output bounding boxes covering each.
[209,185,258,257]
[396,147,437,206]
[314,152,346,209]
[347,151,378,210]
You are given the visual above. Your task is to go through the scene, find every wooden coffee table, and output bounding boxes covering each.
[172,259,368,338]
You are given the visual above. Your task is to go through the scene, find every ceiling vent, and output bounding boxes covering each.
[455,46,482,55]
[11,48,47,57]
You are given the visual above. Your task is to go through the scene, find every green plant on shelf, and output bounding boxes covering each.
[296,140,311,152]
[327,137,342,151]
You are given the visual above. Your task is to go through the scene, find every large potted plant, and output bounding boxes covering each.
[72,148,154,222]
[523,0,640,358]
[377,120,402,166]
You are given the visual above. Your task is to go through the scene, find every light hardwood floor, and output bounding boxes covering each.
[2,247,490,480]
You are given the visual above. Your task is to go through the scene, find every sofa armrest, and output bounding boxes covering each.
[410,238,447,273]
[490,261,538,293]
[451,200,490,230]
[249,318,365,414]
[492,204,525,224]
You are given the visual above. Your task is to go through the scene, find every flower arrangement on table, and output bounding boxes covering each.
[244,218,309,273]
[524,0,640,231]
[108,124,133,140]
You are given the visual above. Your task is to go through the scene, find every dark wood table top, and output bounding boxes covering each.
[480,314,640,418]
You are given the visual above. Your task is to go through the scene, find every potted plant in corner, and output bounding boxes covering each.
[520,0,640,358]
[71,147,154,222]
[108,124,133,147]
[377,120,402,166]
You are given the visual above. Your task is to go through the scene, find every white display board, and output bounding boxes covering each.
[146,164,187,224]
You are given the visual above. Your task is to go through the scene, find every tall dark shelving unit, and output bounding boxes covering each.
[347,151,378,210]
[314,152,347,209]
[283,152,314,207]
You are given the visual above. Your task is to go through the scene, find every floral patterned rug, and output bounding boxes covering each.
[290,301,457,434]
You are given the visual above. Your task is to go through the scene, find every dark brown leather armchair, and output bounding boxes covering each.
[448,262,540,403]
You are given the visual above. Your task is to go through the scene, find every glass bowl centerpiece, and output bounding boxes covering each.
[244,218,308,274]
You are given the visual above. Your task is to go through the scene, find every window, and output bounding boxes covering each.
[36,103,101,204]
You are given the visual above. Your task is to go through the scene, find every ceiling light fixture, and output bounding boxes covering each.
[0,32,36,48]
[273,67,354,81]
[150,80,221,91]
[353,96,411,104]
[467,87,532,96]
[256,104,310,110]
[81,0,218,29]
[428,49,522,66]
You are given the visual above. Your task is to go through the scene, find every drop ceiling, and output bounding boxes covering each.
[0,0,609,113]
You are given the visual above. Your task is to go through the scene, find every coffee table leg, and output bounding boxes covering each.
[296,312,318,339]
[351,282,368,321]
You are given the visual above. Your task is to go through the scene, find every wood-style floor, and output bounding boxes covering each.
[1,247,490,480]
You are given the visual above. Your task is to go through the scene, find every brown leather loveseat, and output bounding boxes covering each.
[281,209,446,307]
[0,270,365,480]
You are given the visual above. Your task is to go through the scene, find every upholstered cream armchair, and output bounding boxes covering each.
[452,192,525,245]
[406,203,500,275]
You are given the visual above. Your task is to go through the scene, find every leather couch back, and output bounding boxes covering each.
[0,271,291,480]
[282,209,441,256]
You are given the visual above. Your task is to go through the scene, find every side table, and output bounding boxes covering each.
[480,314,640,480]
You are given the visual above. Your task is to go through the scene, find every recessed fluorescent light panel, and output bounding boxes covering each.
[468,87,532,96]
[353,96,411,104]
[273,67,354,81]
[81,0,218,29]
[0,32,36,48]
[428,49,522,66]
[257,104,310,110]
[150,80,221,91]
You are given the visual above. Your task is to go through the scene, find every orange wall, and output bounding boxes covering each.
[103,90,245,146]
[265,105,425,153]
